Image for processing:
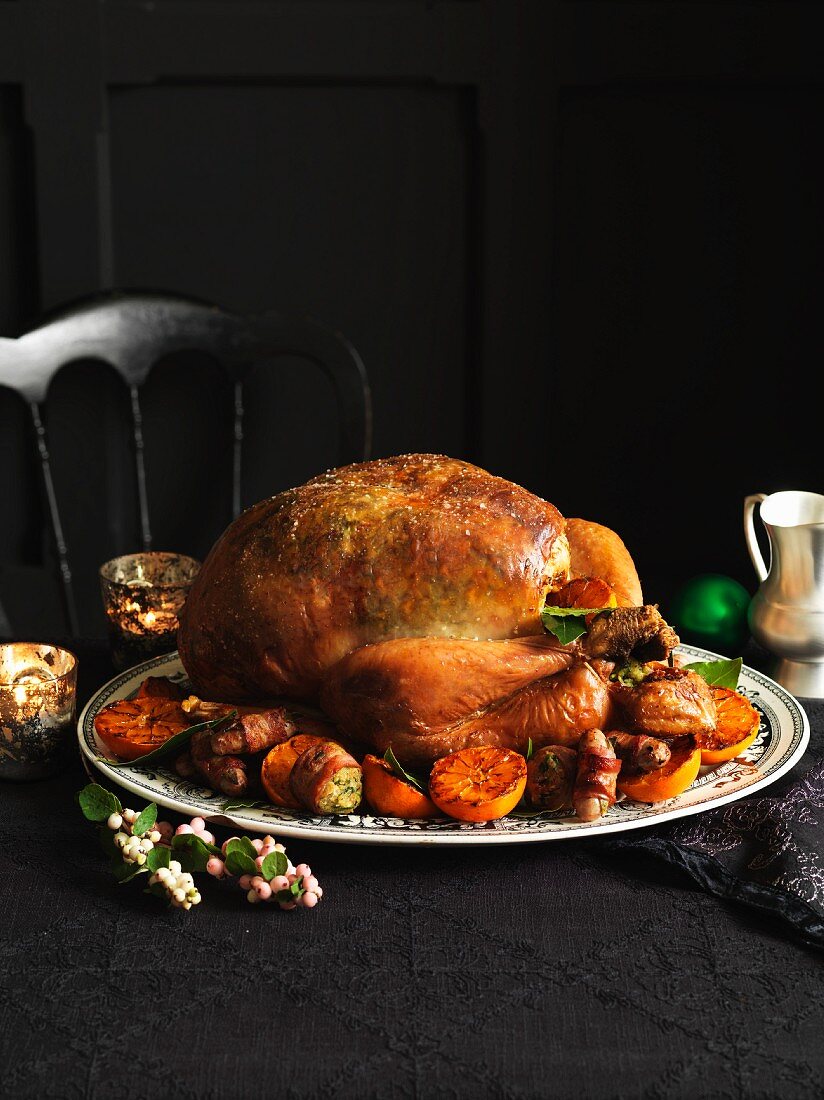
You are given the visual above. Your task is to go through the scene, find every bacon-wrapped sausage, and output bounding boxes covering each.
[210,709,295,755]
[573,729,621,822]
[608,731,671,774]
[526,745,577,810]
[190,729,248,797]
[174,749,197,779]
[289,741,362,814]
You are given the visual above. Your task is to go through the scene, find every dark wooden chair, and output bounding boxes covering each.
[0,291,371,637]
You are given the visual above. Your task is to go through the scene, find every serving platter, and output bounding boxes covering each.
[77,645,809,846]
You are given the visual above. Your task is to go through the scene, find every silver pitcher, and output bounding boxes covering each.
[745,490,824,698]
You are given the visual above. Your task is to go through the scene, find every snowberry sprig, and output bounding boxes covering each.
[204,834,323,909]
[78,783,322,911]
[148,860,202,910]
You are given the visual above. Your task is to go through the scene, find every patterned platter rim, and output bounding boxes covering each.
[77,645,810,847]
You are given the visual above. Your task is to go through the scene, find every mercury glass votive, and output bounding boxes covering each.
[0,643,78,780]
[100,552,200,671]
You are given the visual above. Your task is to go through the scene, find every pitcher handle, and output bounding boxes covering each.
[744,493,769,582]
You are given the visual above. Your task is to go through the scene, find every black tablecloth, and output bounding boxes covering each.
[2,641,824,1099]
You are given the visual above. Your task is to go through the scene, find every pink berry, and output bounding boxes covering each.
[156,821,174,842]
[190,817,206,832]
[238,874,252,890]
[315,886,323,898]
[255,855,266,871]
[255,881,272,900]
[272,875,289,891]
[274,843,286,853]
[279,900,297,911]
[199,830,215,846]
[295,863,311,879]
[221,836,240,854]
[206,857,225,878]
[175,823,193,836]
[302,891,318,908]
[251,838,264,853]
[287,873,297,885]
[263,835,276,847]
[303,876,319,893]
[250,876,264,888]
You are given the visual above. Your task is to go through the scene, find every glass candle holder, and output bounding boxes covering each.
[0,643,78,780]
[100,552,200,671]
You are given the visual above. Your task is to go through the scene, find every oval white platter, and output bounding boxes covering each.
[77,645,809,846]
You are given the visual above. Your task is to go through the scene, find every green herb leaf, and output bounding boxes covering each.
[132,803,158,838]
[78,783,122,822]
[146,846,171,873]
[540,604,614,645]
[111,711,237,769]
[683,656,742,690]
[540,613,588,645]
[526,738,533,761]
[225,850,258,877]
[383,746,425,793]
[261,850,288,881]
[221,796,269,812]
[275,888,294,904]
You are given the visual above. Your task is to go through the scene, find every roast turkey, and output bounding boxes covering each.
[178,453,671,765]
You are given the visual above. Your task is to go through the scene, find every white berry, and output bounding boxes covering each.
[107,813,123,831]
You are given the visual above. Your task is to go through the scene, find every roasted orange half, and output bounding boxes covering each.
[94,697,189,761]
[700,687,761,766]
[429,746,527,822]
[617,739,702,804]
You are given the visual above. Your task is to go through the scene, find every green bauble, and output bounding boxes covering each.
[667,573,751,653]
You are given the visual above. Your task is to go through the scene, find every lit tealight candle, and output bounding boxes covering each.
[0,644,77,780]
[99,552,201,670]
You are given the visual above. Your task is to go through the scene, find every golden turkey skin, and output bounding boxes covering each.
[177,454,570,701]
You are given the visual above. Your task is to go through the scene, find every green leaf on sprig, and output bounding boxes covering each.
[146,846,171,873]
[526,738,533,761]
[132,803,158,838]
[99,827,119,858]
[111,711,238,769]
[172,833,221,873]
[225,849,258,877]
[540,605,613,645]
[78,783,122,822]
[224,836,257,861]
[383,746,426,793]
[275,878,306,905]
[683,656,742,690]
[112,859,147,884]
[261,850,288,881]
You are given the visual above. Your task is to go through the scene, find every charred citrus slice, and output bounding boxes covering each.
[261,735,324,808]
[617,739,701,804]
[94,697,189,761]
[550,577,617,621]
[428,746,527,822]
[362,754,440,818]
[700,687,761,765]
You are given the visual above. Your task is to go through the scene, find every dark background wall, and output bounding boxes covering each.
[1,0,822,637]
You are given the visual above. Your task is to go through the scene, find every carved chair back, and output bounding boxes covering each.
[0,292,371,636]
